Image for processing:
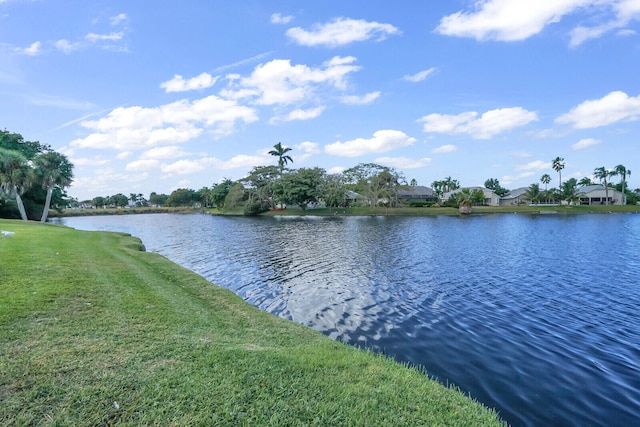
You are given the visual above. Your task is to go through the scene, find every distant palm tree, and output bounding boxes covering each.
[552,157,565,189]
[0,148,33,221]
[560,178,581,205]
[269,142,293,175]
[615,164,631,204]
[34,151,74,222]
[540,173,551,191]
[524,183,542,205]
[456,188,473,214]
[593,166,614,205]
[578,177,593,187]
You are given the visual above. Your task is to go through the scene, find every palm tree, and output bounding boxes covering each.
[560,178,582,205]
[540,174,551,191]
[615,164,631,204]
[269,142,293,175]
[578,177,593,187]
[456,188,473,214]
[34,151,74,222]
[593,166,614,205]
[524,183,542,205]
[0,148,33,221]
[552,157,565,189]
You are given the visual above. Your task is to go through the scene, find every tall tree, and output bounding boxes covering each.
[540,174,551,191]
[614,164,631,204]
[0,148,33,220]
[484,178,509,196]
[578,177,593,187]
[344,163,402,209]
[34,151,73,222]
[274,167,325,210]
[552,157,565,189]
[593,166,614,205]
[560,178,581,205]
[269,142,293,175]
[241,165,280,210]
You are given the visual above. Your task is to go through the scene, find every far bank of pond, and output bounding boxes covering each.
[52,203,640,218]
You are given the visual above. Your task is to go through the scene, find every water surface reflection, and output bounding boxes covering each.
[59,213,640,427]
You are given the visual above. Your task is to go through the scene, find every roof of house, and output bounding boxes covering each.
[579,184,621,194]
[397,185,434,197]
[442,186,498,199]
[501,187,529,199]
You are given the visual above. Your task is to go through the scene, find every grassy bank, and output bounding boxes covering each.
[0,219,504,426]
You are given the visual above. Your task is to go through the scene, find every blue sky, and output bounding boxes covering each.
[1,0,639,201]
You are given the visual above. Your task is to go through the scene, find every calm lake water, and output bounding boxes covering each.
[57,213,640,427]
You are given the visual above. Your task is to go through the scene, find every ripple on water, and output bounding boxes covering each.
[57,213,640,427]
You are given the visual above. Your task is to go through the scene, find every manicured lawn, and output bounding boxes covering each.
[0,219,504,426]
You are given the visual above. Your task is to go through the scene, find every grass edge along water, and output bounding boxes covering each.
[0,219,504,426]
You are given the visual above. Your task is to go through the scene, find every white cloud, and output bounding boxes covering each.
[404,67,437,82]
[375,156,432,168]
[286,17,400,47]
[617,28,637,36]
[569,0,640,46]
[271,13,293,24]
[140,146,192,159]
[571,138,601,150]
[110,13,127,26]
[161,153,270,175]
[126,159,161,172]
[221,56,361,106]
[327,166,346,174]
[437,0,640,46]
[516,160,550,171]
[15,41,41,56]
[500,172,536,186]
[85,32,124,43]
[431,144,457,153]
[325,129,416,157]
[556,91,640,128]
[294,141,321,162]
[71,95,258,151]
[55,39,82,53]
[436,0,590,41]
[160,73,218,93]
[279,106,326,122]
[295,141,321,154]
[341,91,381,105]
[418,107,538,139]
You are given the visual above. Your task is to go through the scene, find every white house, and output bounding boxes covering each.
[578,185,625,205]
[499,187,529,206]
[442,186,501,206]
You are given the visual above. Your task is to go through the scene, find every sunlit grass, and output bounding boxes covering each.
[0,219,504,426]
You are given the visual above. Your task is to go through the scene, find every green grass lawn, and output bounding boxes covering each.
[0,219,504,426]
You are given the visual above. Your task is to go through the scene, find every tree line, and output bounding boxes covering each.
[84,149,638,214]
[521,157,635,205]
[0,130,74,221]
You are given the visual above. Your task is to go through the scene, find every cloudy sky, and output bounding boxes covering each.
[1,0,639,200]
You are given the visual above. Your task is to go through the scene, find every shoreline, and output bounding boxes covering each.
[50,204,640,218]
[0,218,504,425]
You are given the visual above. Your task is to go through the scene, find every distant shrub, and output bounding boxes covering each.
[407,200,435,207]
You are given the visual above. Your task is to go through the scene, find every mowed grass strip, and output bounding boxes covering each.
[0,219,505,426]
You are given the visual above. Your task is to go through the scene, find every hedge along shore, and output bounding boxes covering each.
[0,219,505,426]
